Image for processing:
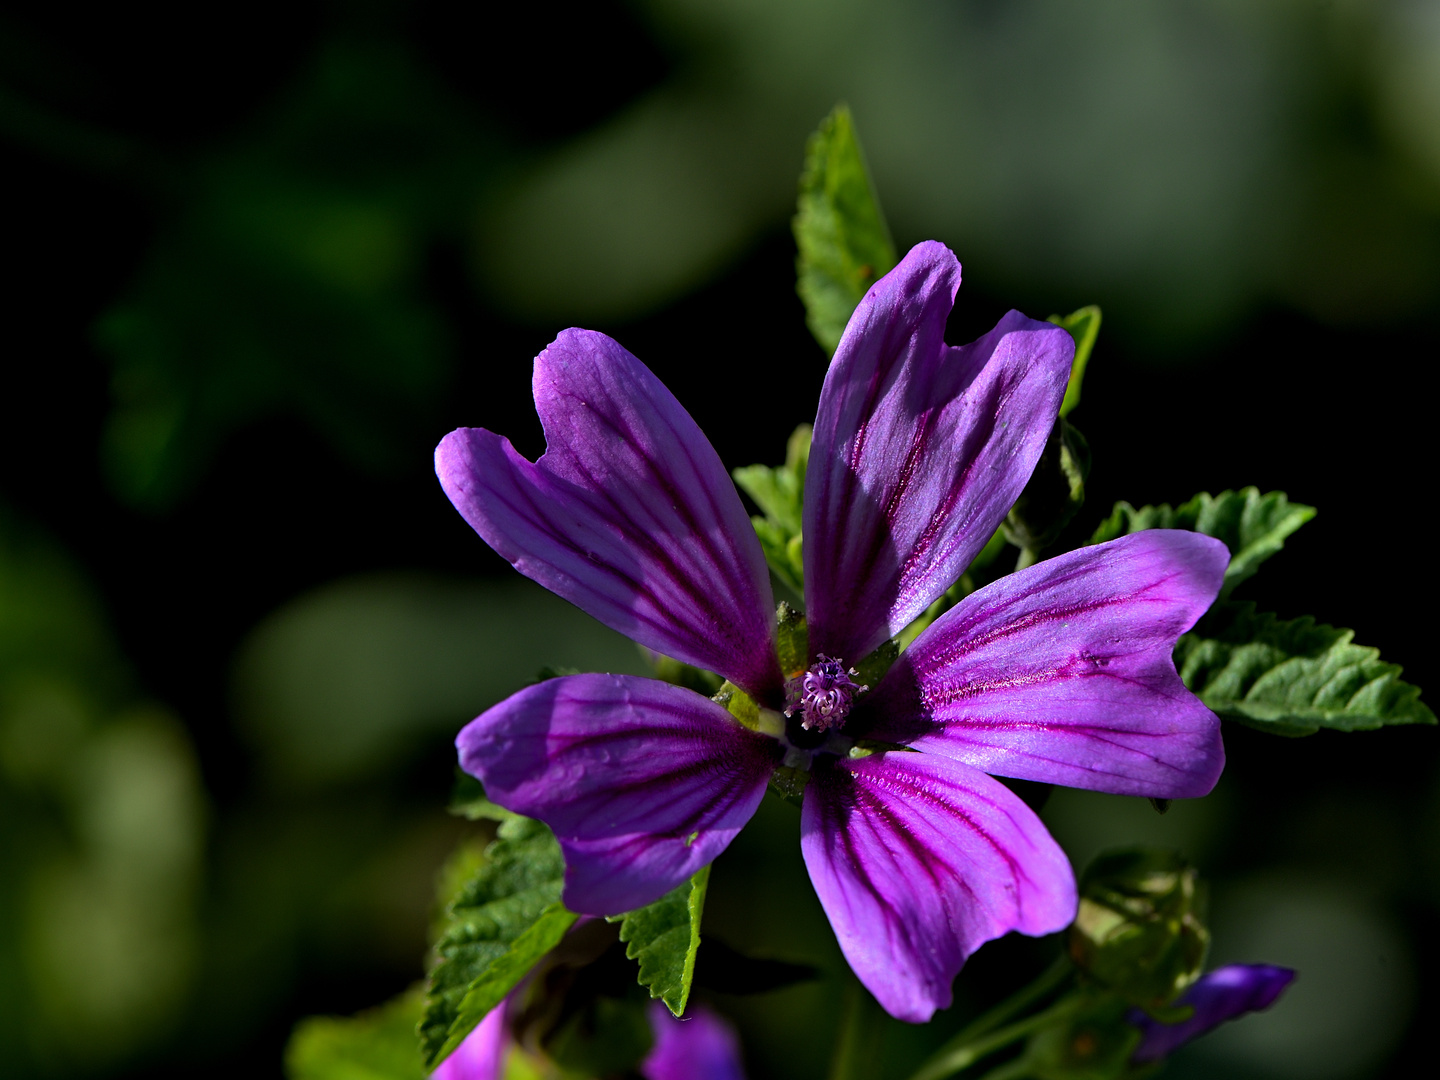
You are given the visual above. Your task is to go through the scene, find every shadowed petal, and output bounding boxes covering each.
[432,1002,508,1080]
[458,674,781,914]
[641,1002,747,1080]
[801,751,1075,1023]
[804,241,1073,662]
[436,329,781,697]
[863,531,1228,798]
[1131,964,1296,1062]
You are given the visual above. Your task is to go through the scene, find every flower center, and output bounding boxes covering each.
[785,655,867,733]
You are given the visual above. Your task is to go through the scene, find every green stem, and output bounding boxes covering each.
[828,976,885,1080]
[905,994,1079,1080]
[937,955,1072,1052]
[1014,546,1039,571]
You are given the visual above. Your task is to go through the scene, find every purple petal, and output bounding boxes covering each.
[458,674,781,914]
[801,751,1076,1023]
[641,1002,747,1080]
[1130,964,1296,1062]
[863,531,1228,798]
[436,329,781,697]
[804,241,1074,663]
[431,1002,508,1080]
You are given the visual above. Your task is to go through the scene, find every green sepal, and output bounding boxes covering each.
[612,866,710,1017]
[713,681,761,731]
[1004,418,1091,555]
[645,650,724,695]
[768,764,809,807]
[776,602,809,678]
[1090,488,1315,598]
[284,987,428,1080]
[1067,849,1209,1010]
[1177,602,1436,736]
[421,815,578,1067]
[734,424,811,591]
[1047,306,1102,419]
[851,637,899,691]
[794,105,897,356]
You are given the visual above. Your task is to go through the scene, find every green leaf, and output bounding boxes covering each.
[1047,305,1101,418]
[1090,488,1315,597]
[614,865,710,1017]
[285,988,428,1080]
[734,424,811,591]
[776,602,808,678]
[793,104,896,356]
[421,816,578,1067]
[1177,602,1437,736]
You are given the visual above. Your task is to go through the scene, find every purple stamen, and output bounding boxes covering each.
[786,655,867,732]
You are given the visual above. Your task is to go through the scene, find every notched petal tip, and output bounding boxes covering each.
[870,530,1228,800]
[436,330,782,697]
[805,258,1074,663]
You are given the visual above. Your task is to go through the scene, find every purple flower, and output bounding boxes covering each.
[641,1002,747,1080]
[1129,964,1296,1063]
[433,997,746,1080]
[437,241,1228,1022]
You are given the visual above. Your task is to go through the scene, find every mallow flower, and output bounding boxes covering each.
[436,241,1228,1022]
[1129,964,1296,1063]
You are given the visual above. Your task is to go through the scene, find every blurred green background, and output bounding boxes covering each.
[2,1,1438,1078]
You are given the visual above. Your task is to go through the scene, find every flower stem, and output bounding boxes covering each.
[1014,546,1039,571]
[828,976,886,1080]
[904,960,1077,1080]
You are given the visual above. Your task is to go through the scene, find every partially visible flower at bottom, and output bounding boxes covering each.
[1128,964,1296,1064]
[432,995,747,1080]
[641,1002,747,1080]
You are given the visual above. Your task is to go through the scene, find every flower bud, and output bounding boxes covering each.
[1067,849,1209,1009]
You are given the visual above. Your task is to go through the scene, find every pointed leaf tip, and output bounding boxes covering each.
[617,866,710,1017]
[794,104,896,356]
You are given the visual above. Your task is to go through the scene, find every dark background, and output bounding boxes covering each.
[1,2,1436,1078]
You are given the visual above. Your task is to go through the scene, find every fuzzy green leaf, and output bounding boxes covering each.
[794,105,896,356]
[614,866,710,1017]
[1177,603,1436,736]
[420,816,577,1067]
[1090,488,1315,597]
[285,988,428,1080]
[1048,305,1101,418]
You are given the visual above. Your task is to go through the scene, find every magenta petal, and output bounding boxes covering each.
[864,531,1229,799]
[640,1002,747,1080]
[431,1002,508,1080]
[801,751,1076,1023]
[804,241,1074,662]
[458,674,780,914]
[1130,964,1296,1062]
[436,329,781,697]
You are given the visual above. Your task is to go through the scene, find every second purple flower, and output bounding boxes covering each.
[436,241,1228,1023]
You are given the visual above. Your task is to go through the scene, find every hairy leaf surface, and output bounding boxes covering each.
[1178,603,1435,735]
[1091,488,1314,596]
[421,816,576,1067]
